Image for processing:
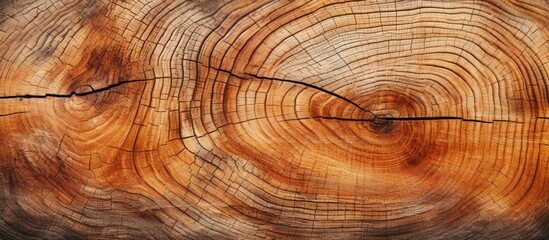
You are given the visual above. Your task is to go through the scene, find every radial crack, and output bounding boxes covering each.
[381,116,496,123]
[0,111,28,117]
[209,67,516,124]
[0,79,152,99]
[284,115,519,124]
[245,72,377,118]
[207,66,377,119]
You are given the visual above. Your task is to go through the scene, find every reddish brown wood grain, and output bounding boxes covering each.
[0,0,548,239]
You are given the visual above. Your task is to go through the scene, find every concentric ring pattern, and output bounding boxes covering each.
[0,0,548,239]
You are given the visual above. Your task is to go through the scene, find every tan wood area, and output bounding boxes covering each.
[0,0,548,239]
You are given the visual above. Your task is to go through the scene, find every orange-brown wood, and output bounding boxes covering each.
[1,0,548,239]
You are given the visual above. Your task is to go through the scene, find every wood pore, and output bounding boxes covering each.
[0,0,548,239]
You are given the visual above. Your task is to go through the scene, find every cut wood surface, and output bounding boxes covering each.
[1,0,548,239]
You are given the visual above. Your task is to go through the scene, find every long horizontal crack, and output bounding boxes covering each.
[0,79,152,99]
[0,111,29,117]
[382,116,497,123]
[244,72,378,118]
[208,66,377,118]
[283,116,519,123]
[208,66,523,124]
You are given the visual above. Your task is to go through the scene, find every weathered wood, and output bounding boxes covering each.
[1,0,548,239]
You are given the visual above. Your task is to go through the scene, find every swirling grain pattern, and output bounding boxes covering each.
[0,0,548,239]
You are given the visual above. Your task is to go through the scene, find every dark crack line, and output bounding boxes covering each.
[0,79,152,99]
[381,116,497,123]
[0,111,29,117]
[283,116,374,122]
[210,67,521,124]
[208,66,377,118]
[283,116,509,123]
[284,116,522,124]
[244,72,377,118]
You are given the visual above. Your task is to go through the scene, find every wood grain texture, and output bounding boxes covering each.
[1,0,548,239]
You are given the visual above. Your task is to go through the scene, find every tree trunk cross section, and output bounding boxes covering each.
[0,0,548,239]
